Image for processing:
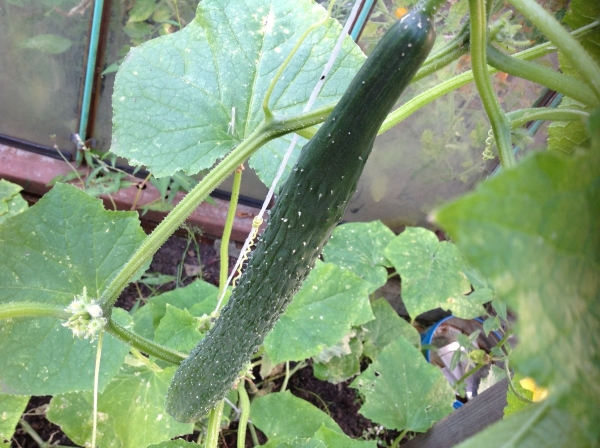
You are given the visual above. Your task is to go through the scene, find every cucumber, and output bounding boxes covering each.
[166,7,436,422]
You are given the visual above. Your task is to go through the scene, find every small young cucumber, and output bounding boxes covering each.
[166,7,436,422]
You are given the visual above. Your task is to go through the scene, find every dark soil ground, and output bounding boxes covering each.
[12,232,395,448]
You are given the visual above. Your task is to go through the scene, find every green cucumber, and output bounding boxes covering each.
[166,7,436,422]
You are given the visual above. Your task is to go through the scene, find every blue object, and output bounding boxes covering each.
[77,0,105,163]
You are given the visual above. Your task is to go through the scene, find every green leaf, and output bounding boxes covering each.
[313,334,362,384]
[311,425,375,448]
[0,394,29,444]
[548,98,590,154]
[384,227,486,319]
[361,298,420,360]
[148,441,198,448]
[112,0,365,184]
[504,372,534,417]
[322,221,395,293]
[142,279,220,331]
[16,34,72,54]
[127,0,156,23]
[132,301,156,341]
[0,309,131,396]
[276,439,326,448]
[250,391,344,448]
[123,22,153,40]
[456,402,592,448]
[351,338,455,432]
[264,261,373,364]
[47,366,193,448]
[0,184,144,395]
[560,0,600,83]
[434,148,600,441]
[154,305,202,353]
[0,180,27,225]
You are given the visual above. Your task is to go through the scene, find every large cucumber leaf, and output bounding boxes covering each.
[112,0,365,185]
[435,128,600,443]
[0,179,28,225]
[154,305,203,354]
[0,184,143,395]
[47,365,193,448]
[263,261,373,364]
[251,391,375,448]
[322,221,395,293]
[0,394,29,446]
[351,337,455,432]
[457,402,591,448]
[384,227,489,319]
[361,298,420,360]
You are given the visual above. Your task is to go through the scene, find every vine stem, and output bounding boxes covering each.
[507,108,589,129]
[392,428,409,447]
[98,17,597,311]
[237,380,251,448]
[99,105,330,310]
[377,21,598,135]
[504,361,534,404]
[468,0,515,168]
[204,400,225,448]
[106,318,186,364]
[0,302,70,320]
[218,167,242,304]
[508,0,600,101]
[91,332,103,448]
[486,45,597,108]
[261,8,330,119]
[453,361,486,390]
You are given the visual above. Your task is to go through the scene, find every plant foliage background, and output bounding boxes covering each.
[0,0,598,446]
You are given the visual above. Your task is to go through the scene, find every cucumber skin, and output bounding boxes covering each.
[166,9,435,422]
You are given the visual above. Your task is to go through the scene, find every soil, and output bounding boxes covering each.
[12,232,398,448]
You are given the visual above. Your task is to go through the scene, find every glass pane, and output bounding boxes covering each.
[93,0,199,152]
[92,0,552,225]
[0,0,91,156]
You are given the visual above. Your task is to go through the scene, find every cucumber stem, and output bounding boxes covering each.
[204,400,225,448]
[378,21,598,135]
[507,108,589,129]
[91,332,103,448]
[100,105,330,310]
[237,380,251,448]
[106,318,187,364]
[507,0,600,101]
[261,11,330,120]
[468,0,515,168]
[0,302,70,320]
[486,45,597,108]
[218,167,242,303]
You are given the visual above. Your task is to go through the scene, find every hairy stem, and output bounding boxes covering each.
[100,105,331,310]
[412,23,471,83]
[262,13,329,119]
[237,380,251,448]
[218,167,242,303]
[0,302,70,320]
[91,332,103,448]
[507,107,589,129]
[469,0,515,167]
[106,318,186,364]
[508,0,600,101]
[378,22,598,135]
[204,400,225,448]
[486,45,597,108]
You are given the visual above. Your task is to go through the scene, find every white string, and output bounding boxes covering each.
[215,0,364,311]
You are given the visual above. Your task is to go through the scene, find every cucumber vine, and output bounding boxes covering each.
[1,0,598,445]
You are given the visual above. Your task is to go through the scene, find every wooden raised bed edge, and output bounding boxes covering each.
[0,144,261,242]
